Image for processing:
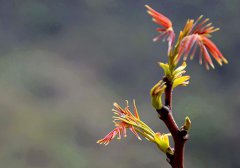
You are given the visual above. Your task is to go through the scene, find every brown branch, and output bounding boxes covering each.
[156,77,189,168]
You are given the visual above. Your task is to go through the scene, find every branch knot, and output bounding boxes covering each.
[157,105,171,120]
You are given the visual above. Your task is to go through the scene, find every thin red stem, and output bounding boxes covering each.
[157,77,188,168]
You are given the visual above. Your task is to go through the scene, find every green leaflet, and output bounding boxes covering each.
[172,76,190,88]
[158,62,171,77]
[154,133,172,154]
[150,80,166,110]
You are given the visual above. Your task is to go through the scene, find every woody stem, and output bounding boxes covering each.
[156,77,189,168]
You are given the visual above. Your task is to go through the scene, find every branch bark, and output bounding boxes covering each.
[156,77,189,168]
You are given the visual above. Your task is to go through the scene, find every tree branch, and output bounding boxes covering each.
[156,77,189,168]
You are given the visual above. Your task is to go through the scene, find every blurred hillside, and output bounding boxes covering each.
[0,0,239,168]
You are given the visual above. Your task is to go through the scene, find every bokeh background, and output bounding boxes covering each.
[0,0,239,167]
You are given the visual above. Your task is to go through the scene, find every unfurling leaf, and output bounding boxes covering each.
[158,62,170,77]
[150,80,166,110]
[172,76,190,88]
[173,62,187,76]
[154,133,173,154]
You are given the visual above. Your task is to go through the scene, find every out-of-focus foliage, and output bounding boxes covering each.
[0,0,239,168]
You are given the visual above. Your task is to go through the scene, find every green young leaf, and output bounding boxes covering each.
[158,62,170,76]
[154,133,172,154]
[173,61,187,76]
[150,81,166,110]
[172,76,190,88]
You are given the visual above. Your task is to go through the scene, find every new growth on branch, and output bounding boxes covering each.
[97,4,228,168]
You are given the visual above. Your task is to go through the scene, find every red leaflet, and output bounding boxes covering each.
[178,16,228,69]
[145,5,175,54]
[97,101,141,145]
[202,37,228,65]
[145,5,172,28]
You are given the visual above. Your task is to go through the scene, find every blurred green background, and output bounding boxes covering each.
[0,0,239,167]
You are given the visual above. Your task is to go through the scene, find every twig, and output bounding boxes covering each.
[156,77,189,168]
